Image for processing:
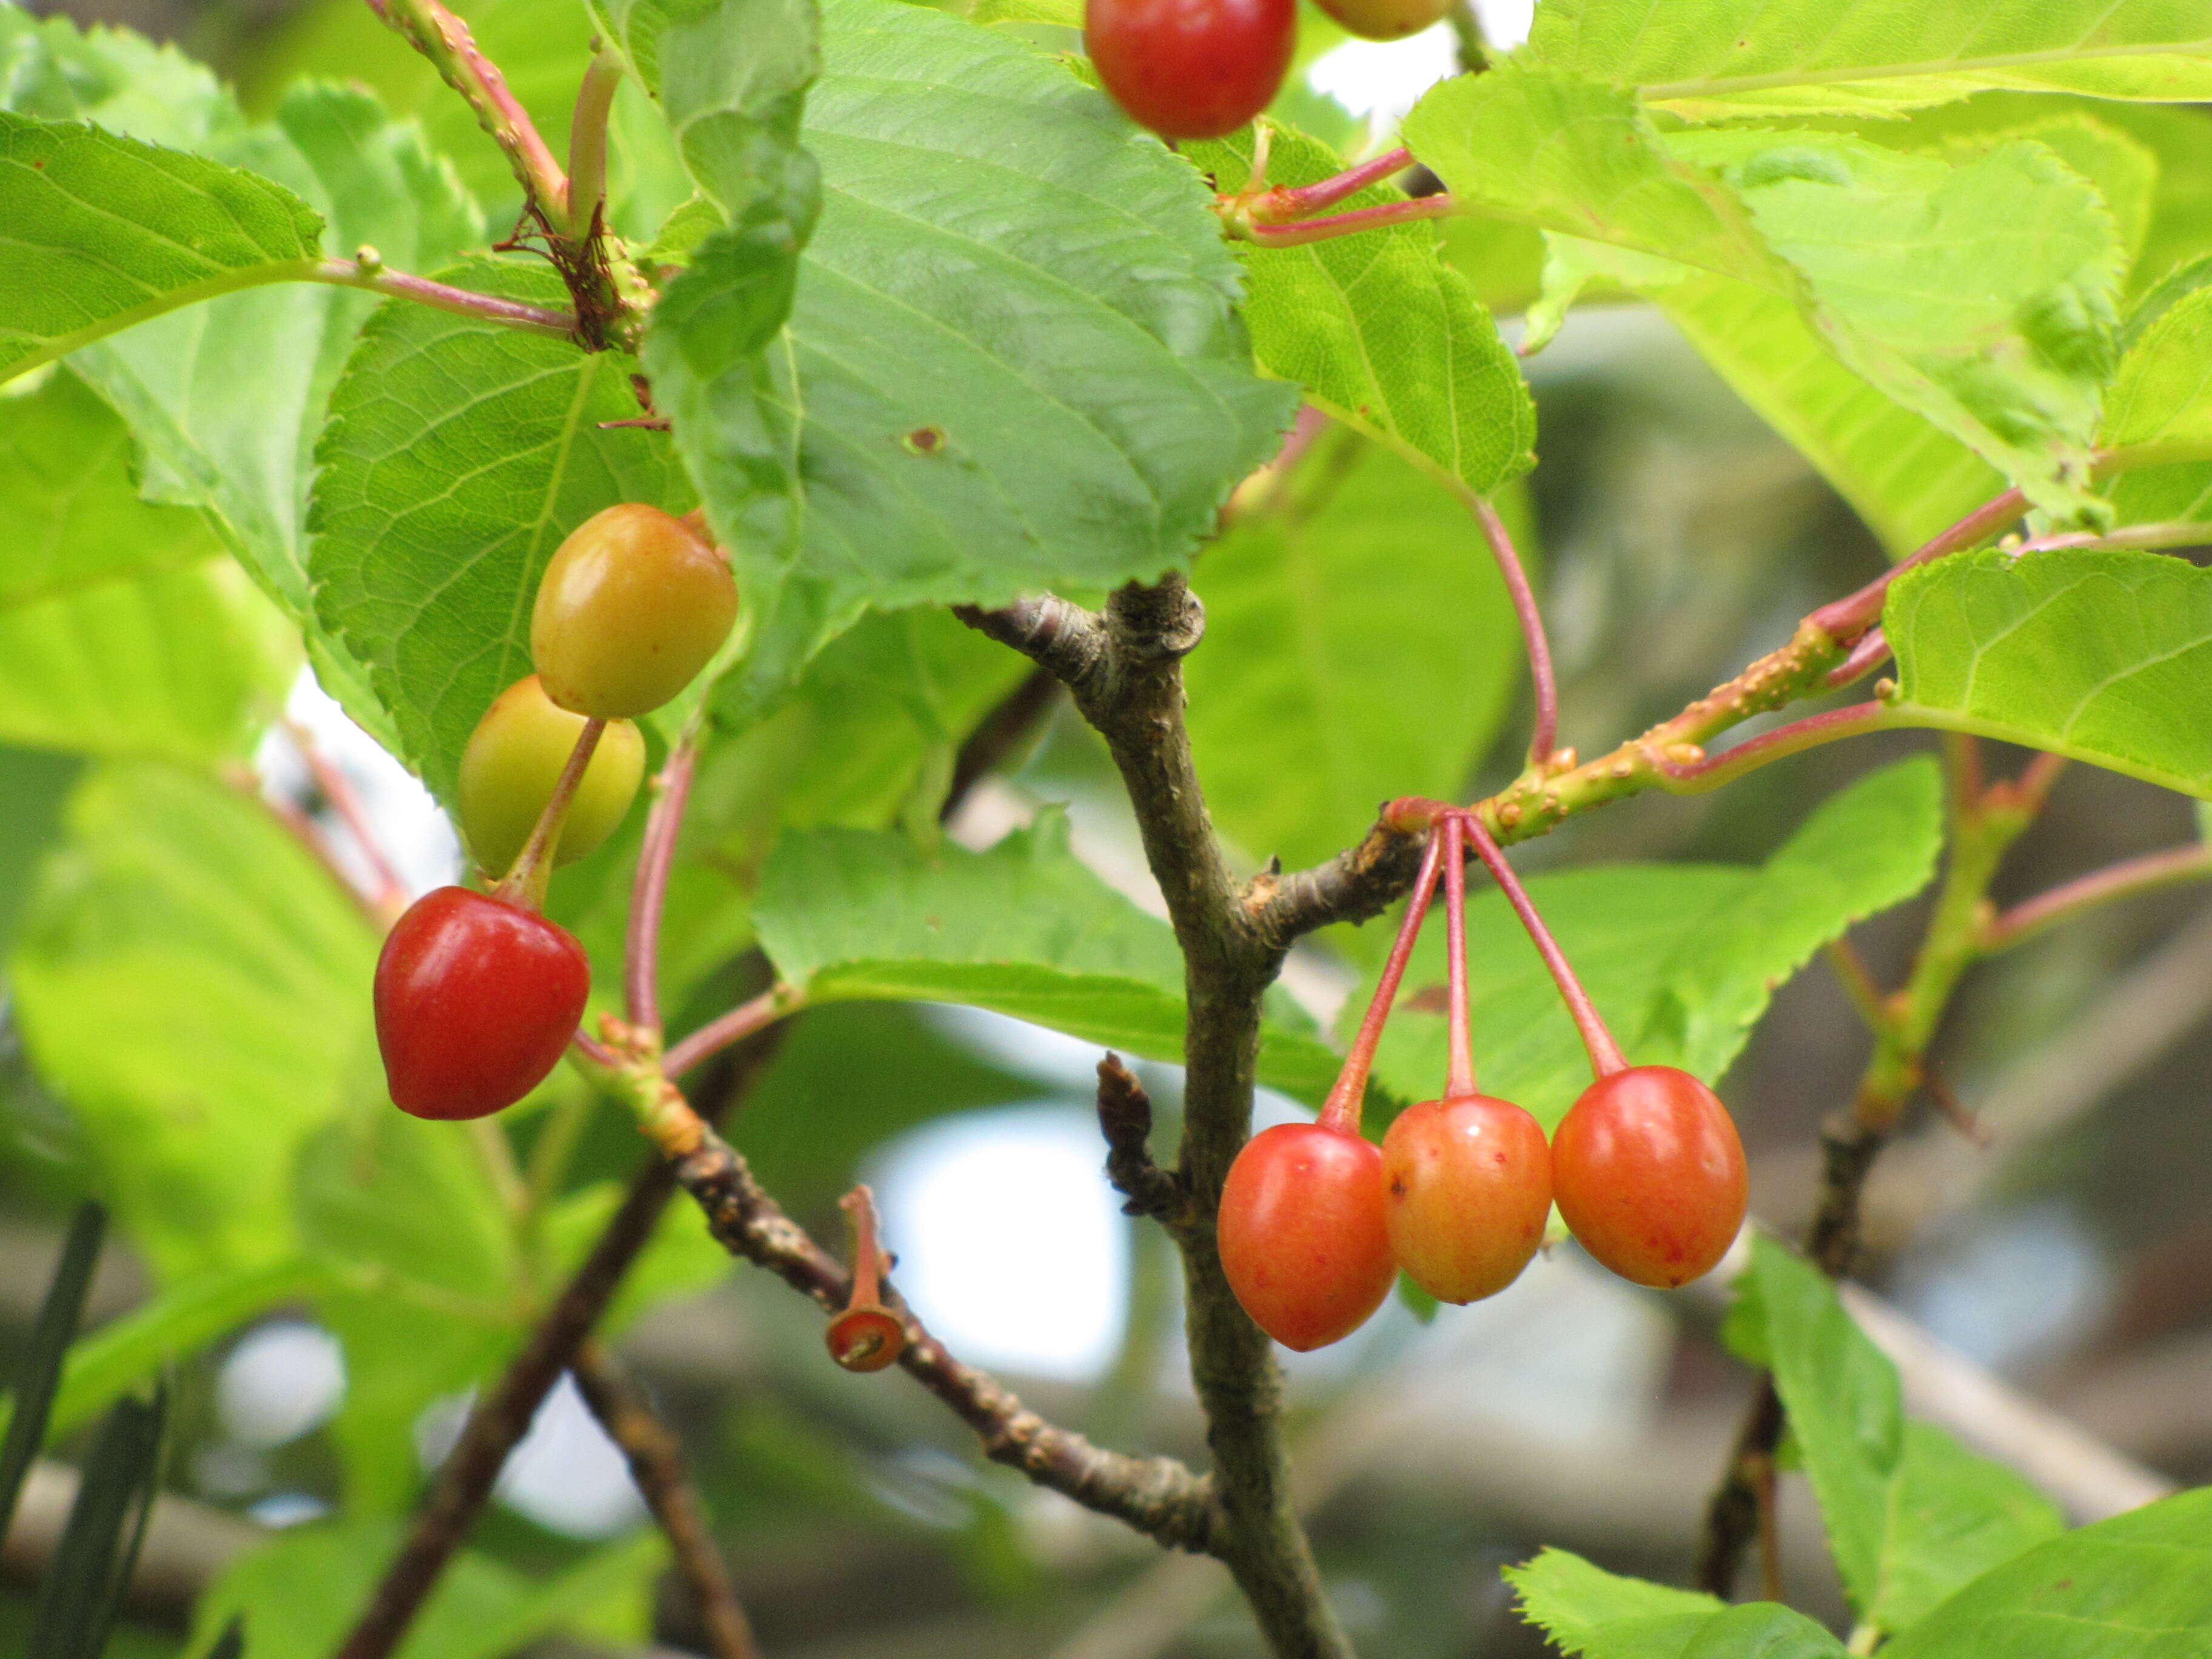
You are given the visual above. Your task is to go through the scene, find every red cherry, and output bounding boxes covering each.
[1551,1066,1747,1289]
[1086,0,1295,142]
[372,887,590,1121]
[1217,1122,1394,1351]
[1381,1093,1552,1304]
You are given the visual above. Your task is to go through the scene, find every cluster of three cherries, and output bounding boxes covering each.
[372,504,740,1122]
[1219,805,1750,1352]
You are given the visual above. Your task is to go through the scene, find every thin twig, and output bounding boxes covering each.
[1655,702,1898,794]
[571,1342,759,1659]
[332,1030,787,1659]
[1096,1056,1188,1225]
[1468,492,1558,766]
[361,0,566,212]
[1823,939,1889,1033]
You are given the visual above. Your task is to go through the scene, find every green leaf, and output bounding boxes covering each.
[1365,757,1943,1130]
[0,4,236,150]
[1885,1487,2212,1659]
[2103,285,2212,452]
[1872,1423,2065,1636]
[1885,547,2212,797]
[752,812,1342,1099]
[8,763,380,1281]
[43,1256,333,1444]
[1401,65,1785,291]
[0,1202,104,1542]
[1670,129,2124,525]
[0,748,79,958]
[0,108,324,385]
[65,83,483,623]
[186,1518,668,1659]
[1658,276,2005,556]
[309,257,687,803]
[1525,0,2212,122]
[656,0,1296,712]
[1727,1238,1903,1609]
[1724,1238,2062,1632]
[1183,431,1526,871]
[0,369,295,761]
[1504,1547,1723,1657]
[1188,121,1535,495]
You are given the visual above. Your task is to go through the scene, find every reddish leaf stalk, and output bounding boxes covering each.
[1248,195,1456,247]
[1981,843,2212,953]
[315,258,578,337]
[1656,702,1895,795]
[1316,825,1448,1134]
[625,736,700,1036]
[1469,492,1558,765]
[494,717,605,912]
[362,0,566,213]
[662,984,803,1079]
[1460,811,1627,1079]
[1808,489,2028,640]
[1441,814,1475,1098]
[1823,625,1891,689]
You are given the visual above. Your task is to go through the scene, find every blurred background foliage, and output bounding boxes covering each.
[1,0,2210,1654]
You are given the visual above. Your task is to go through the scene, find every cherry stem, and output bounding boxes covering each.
[1657,702,1897,795]
[625,734,700,1037]
[1442,815,1475,1097]
[1250,146,1412,221]
[662,984,801,1079]
[282,718,409,921]
[1808,489,2027,641]
[1981,842,2212,953]
[1247,195,1456,248]
[1461,811,1627,1079]
[315,258,577,337]
[566,49,623,244]
[495,717,605,913]
[1468,492,1558,766]
[1317,824,1449,1135]
[839,1185,888,1309]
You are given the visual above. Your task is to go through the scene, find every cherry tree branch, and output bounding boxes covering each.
[960,577,1355,1658]
[592,1061,1224,1553]
[572,1341,760,1659]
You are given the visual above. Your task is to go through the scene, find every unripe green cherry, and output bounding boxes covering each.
[1311,0,1449,39]
[458,674,646,877]
[531,503,739,718]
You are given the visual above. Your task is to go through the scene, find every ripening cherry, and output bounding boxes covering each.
[1218,1122,1395,1350]
[1085,0,1295,142]
[458,675,646,878]
[373,887,590,1121]
[1381,1092,1551,1304]
[1550,1066,1748,1289]
[531,504,739,719]
[1312,0,1448,41]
